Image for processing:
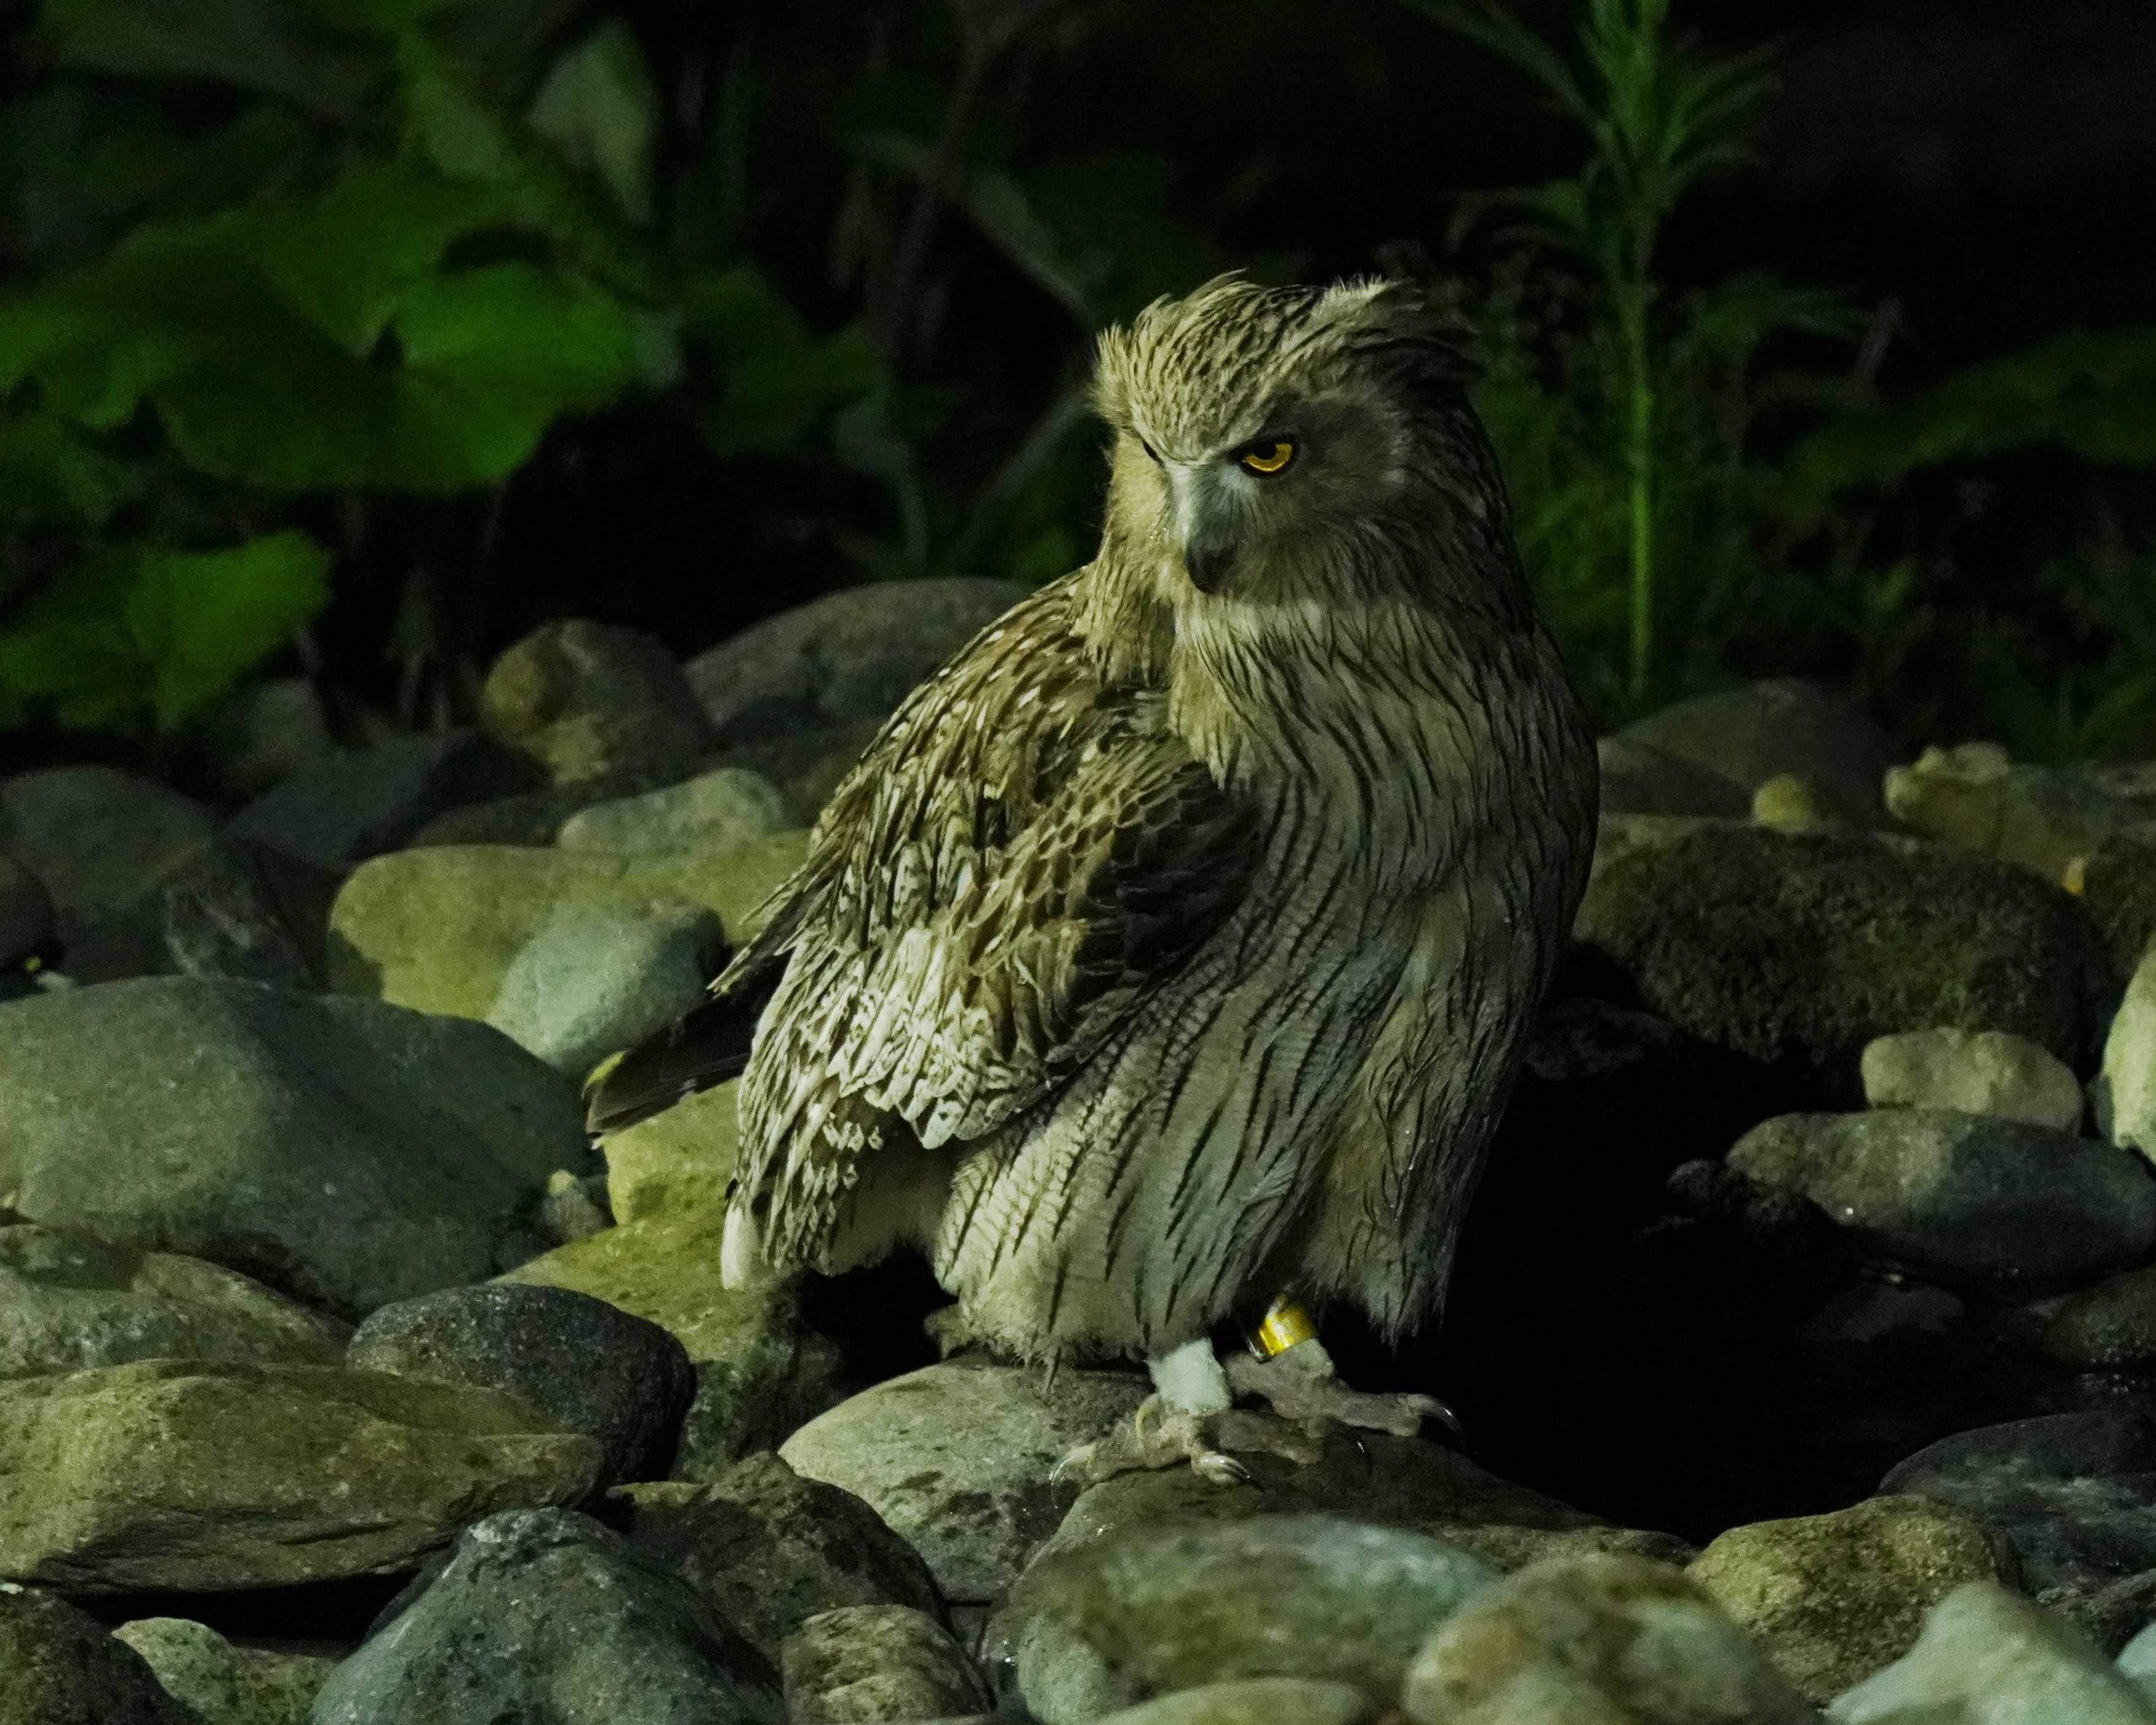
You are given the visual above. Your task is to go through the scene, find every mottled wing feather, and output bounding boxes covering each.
[731,577,1261,1267]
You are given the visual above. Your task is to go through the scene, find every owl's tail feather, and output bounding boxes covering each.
[582,968,779,1137]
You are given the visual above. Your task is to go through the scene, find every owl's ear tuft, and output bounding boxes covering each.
[1092,322,1135,426]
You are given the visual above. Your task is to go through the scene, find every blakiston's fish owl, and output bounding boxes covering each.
[590,275,1597,1479]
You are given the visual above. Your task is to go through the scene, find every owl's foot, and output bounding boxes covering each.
[1054,1396,1332,1488]
[1226,1339,1466,1445]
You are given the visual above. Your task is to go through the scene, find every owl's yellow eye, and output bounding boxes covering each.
[1238,438,1296,475]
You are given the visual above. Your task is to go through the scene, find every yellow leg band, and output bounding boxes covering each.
[1246,1296,1318,1360]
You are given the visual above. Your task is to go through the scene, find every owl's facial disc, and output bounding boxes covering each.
[1154,429,1304,594]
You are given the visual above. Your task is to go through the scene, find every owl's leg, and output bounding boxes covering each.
[1225,1304,1464,1443]
[1057,1338,1321,1487]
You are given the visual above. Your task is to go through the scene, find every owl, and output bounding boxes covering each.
[590,275,1597,1480]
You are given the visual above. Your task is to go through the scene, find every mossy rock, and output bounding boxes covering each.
[1575,826,2118,1098]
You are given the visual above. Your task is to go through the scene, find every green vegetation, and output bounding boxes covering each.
[1,0,2152,763]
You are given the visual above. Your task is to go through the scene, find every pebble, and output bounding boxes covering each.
[1729,1108,2156,1293]
[609,1452,946,1666]
[325,836,803,1020]
[685,578,1030,745]
[778,1359,1147,1605]
[114,1616,337,1725]
[0,1222,346,1377]
[998,1513,1498,1725]
[1608,677,1897,826]
[500,1212,848,1477]
[556,764,793,854]
[0,765,217,940]
[1885,741,2156,885]
[481,620,718,787]
[1862,1027,2085,1131]
[484,900,724,1078]
[1881,1412,2156,1597]
[2098,939,2156,1163]
[782,1604,990,1723]
[1401,1552,1816,1724]
[0,1360,597,1592]
[0,978,591,1317]
[348,1283,696,1489]
[1686,1494,2015,1702]
[1576,824,2115,1097]
[309,1508,783,1725]
[0,1586,194,1724]
[229,730,540,872]
[1829,1579,2156,1723]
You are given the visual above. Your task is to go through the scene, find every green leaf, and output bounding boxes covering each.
[527,20,660,225]
[0,410,144,524]
[36,0,378,119]
[128,533,333,726]
[0,532,332,731]
[680,267,880,458]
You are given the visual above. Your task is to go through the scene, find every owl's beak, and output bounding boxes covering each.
[1172,467,1240,594]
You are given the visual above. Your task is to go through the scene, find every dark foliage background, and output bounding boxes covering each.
[4,0,2155,776]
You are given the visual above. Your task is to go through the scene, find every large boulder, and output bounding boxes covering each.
[0,1587,194,1724]
[481,621,718,788]
[112,1617,337,1725]
[0,1223,346,1377]
[1575,825,2118,1097]
[778,1360,1148,1605]
[498,1213,847,1478]
[309,1508,782,1725]
[0,766,216,941]
[1729,1109,2156,1294]
[325,838,803,1021]
[1607,680,1897,827]
[0,978,590,1317]
[685,578,1030,746]
[0,1360,598,1592]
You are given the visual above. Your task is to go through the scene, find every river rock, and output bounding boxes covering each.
[1861,1027,2085,1131]
[0,1223,345,1377]
[609,1452,944,1665]
[779,1360,1148,1605]
[0,978,590,1317]
[1402,1553,1816,1724]
[556,765,792,855]
[228,731,539,872]
[1881,1412,2156,1596]
[325,837,803,1020]
[177,674,338,803]
[1093,1682,1377,1725]
[2099,940,2156,1164]
[113,1617,335,1725]
[1016,1431,1690,1586]
[0,854,54,968]
[484,900,723,1078]
[1686,1495,2014,1702]
[1609,679,1897,826]
[154,836,337,990]
[0,1587,193,1724]
[2035,1265,2156,1369]
[999,1514,1498,1724]
[1597,736,1754,819]
[348,1283,695,1488]
[599,1080,740,1223]
[1576,825,2117,1097]
[309,1508,782,1725]
[0,1360,597,1592]
[2083,833,2156,973]
[1830,1580,2155,1723]
[0,765,216,940]
[499,1212,847,1476]
[1885,742,2156,885]
[685,578,1029,746]
[1729,1108,2156,1293]
[783,1604,989,1723]
[481,620,718,787]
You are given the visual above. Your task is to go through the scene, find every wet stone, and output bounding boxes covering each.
[782,1604,989,1723]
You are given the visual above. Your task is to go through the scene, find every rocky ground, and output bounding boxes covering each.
[7,588,2156,1721]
